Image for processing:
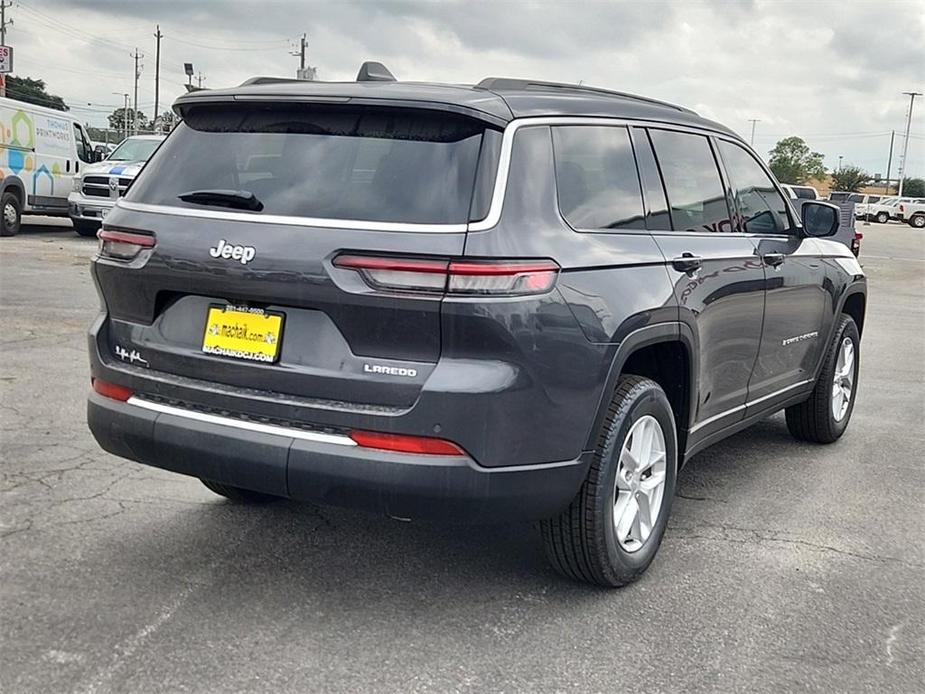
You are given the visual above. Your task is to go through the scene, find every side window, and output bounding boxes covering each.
[630,128,672,230]
[73,124,92,163]
[648,129,732,233]
[717,140,790,234]
[551,125,645,231]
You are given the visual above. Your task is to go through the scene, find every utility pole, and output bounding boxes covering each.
[837,155,843,172]
[291,33,307,70]
[0,0,13,98]
[748,119,760,146]
[897,91,922,197]
[153,25,162,132]
[884,130,895,195]
[112,92,129,141]
[197,71,205,89]
[131,47,143,135]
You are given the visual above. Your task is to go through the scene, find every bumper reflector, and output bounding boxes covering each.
[92,378,134,402]
[350,430,466,456]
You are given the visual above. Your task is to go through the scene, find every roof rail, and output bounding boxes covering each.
[356,61,396,82]
[239,76,306,87]
[475,77,694,114]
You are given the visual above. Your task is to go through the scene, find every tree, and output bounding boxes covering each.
[830,165,870,193]
[4,75,69,111]
[768,136,826,184]
[153,110,177,133]
[108,107,149,133]
[900,178,925,197]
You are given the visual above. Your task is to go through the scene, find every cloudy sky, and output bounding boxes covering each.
[9,0,925,177]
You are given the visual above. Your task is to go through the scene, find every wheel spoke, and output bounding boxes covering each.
[615,493,638,541]
[636,491,653,540]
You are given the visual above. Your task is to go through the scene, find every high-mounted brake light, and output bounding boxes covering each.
[350,430,466,456]
[91,378,134,402]
[97,228,156,260]
[333,255,559,296]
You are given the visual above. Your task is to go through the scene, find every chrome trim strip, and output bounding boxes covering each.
[689,379,815,433]
[115,200,469,234]
[126,396,357,447]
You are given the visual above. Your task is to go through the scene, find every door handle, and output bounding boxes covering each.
[763,252,785,267]
[671,254,702,273]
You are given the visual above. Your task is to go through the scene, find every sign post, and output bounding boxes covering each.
[0,45,12,97]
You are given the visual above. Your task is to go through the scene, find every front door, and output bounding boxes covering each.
[714,139,831,405]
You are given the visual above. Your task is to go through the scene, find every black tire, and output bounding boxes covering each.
[786,315,860,443]
[0,191,22,237]
[540,375,678,588]
[200,478,281,503]
[72,219,101,237]
[875,212,889,224]
[909,214,925,229]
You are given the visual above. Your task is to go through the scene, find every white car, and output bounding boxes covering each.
[848,193,884,218]
[898,200,925,227]
[780,183,819,200]
[67,135,165,237]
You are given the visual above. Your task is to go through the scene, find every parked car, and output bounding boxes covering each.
[87,67,867,587]
[0,96,98,236]
[828,191,851,203]
[67,134,165,237]
[849,193,883,218]
[867,197,900,223]
[784,183,859,255]
[899,201,925,227]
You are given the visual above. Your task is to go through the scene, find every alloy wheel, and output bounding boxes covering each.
[831,337,855,422]
[613,415,667,553]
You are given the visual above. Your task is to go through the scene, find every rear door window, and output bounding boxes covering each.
[126,104,494,226]
[717,140,790,234]
[551,125,645,231]
[648,129,732,233]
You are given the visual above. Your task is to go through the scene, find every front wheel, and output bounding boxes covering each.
[541,375,677,588]
[786,315,860,443]
[0,191,22,236]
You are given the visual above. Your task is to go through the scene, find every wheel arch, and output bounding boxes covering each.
[839,286,867,337]
[1,176,25,205]
[584,323,697,461]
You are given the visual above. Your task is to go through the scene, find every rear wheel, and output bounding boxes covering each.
[0,191,22,236]
[200,478,282,503]
[541,375,677,587]
[909,214,925,229]
[875,211,889,224]
[786,315,859,443]
[73,219,101,238]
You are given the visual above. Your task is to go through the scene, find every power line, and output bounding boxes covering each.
[162,34,284,51]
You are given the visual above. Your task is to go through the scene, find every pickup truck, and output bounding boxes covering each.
[898,201,925,227]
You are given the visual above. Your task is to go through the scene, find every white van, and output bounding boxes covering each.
[0,96,97,236]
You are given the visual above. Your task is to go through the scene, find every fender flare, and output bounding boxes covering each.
[1,176,26,204]
[582,321,698,452]
[810,281,867,383]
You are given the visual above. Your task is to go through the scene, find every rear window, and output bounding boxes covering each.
[126,104,494,225]
[793,186,816,200]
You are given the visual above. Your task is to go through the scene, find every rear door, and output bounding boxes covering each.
[636,127,765,437]
[714,138,831,405]
[96,102,497,410]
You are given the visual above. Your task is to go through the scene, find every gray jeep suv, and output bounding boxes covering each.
[87,65,866,587]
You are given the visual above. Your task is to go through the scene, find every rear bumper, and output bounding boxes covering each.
[87,392,590,522]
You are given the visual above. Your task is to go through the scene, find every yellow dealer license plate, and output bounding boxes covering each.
[201,305,284,363]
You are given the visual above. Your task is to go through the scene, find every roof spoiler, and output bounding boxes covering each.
[239,76,305,87]
[356,61,396,82]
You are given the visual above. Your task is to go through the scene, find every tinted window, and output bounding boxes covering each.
[631,128,672,230]
[848,193,864,203]
[649,130,731,233]
[551,126,644,230]
[793,186,816,200]
[73,124,92,163]
[127,104,491,225]
[717,140,790,234]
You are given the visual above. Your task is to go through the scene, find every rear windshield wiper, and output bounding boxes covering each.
[178,189,264,212]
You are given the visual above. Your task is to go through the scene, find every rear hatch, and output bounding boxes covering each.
[93,101,502,410]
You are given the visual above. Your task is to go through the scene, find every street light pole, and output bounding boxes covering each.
[897,91,922,197]
[748,119,760,146]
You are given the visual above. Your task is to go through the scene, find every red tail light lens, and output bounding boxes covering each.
[98,228,156,260]
[334,255,559,296]
[350,430,466,456]
[92,378,134,402]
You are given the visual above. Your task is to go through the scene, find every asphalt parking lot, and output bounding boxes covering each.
[1,218,923,693]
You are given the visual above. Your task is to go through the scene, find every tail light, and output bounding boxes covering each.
[91,378,134,402]
[350,430,466,456]
[333,255,559,296]
[98,228,155,260]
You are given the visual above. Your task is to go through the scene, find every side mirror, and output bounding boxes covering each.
[91,150,104,163]
[801,201,839,237]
